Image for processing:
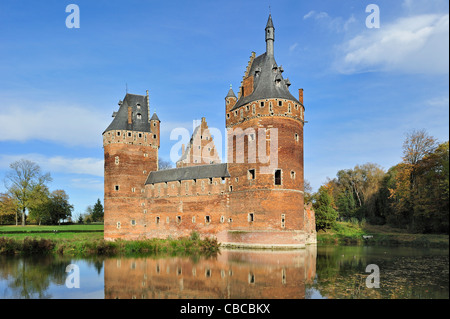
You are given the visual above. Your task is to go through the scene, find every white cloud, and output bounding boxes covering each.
[0,102,110,147]
[0,154,103,177]
[336,13,449,74]
[70,178,104,191]
[303,10,356,32]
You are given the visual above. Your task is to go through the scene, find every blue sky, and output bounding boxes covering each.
[0,0,448,218]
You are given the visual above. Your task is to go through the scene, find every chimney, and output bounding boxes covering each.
[128,106,132,124]
[298,88,304,105]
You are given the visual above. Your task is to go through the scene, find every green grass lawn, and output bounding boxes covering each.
[0,224,104,240]
[0,224,103,232]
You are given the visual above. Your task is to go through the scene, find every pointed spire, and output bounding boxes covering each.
[225,84,236,99]
[265,14,275,56]
[266,14,274,29]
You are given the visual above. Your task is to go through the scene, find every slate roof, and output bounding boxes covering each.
[225,86,236,99]
[104,93,151,133]
[150,112,160,122]
[146,163,230,184]
[231,52,300,110]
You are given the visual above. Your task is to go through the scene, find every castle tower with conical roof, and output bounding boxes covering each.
[223,14,313,247]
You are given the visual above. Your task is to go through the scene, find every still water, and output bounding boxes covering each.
[0,245,448,299]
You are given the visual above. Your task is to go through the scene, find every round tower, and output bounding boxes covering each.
[225,15,308,247]
[103,92,159,240]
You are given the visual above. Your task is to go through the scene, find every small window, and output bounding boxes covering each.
[291,171,296,179]
[153,134,157,139]
[209,178,213,184]
[260,101,264,107]
[281,214,286,228]
[177,216,182,224]
[248,169,255,180]
[220,216,225,223]
[115,185,120,191]
[116,222,121,229]
[229,186,233,192]
[205,215,211,224]
[274,169,282,185]
[278,101,282,107]
[138,133,142,138]
[115,156,120,165]
[131,187,136,192]
[156,216,160,224]
[248,273,255,284]
[192,216,196,223]
[131,219,136,226]
[117,131,121,136]
[153,122,156,126]
[227,113,230,119]
[228,218,233,223]
[128,132,132,137]
[248,213,254,222]
[295,133,299,142]
[136,113,142,119]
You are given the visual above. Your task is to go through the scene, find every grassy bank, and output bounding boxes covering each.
[317,221,449,248]
[0,225,220,256]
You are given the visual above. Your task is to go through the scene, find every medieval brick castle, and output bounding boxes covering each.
[103,15,316,248]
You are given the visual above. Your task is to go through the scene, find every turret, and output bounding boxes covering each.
[225,85,237,114]
[265,14,275,57]
[150,112,161,149]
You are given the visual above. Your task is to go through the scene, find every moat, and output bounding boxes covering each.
[0,245,448,299]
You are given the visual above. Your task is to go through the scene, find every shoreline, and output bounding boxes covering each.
[0,236,220,257]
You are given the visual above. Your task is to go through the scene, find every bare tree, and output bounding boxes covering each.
[4,159,52,226]
[158,158,173,170]
[402,129,438,165]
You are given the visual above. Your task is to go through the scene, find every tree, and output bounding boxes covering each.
[29,190,73,225]
[91,199,104,222]
[304,180,313,204]
[313,186,338,231]
[47,190,73,225]
[4,159,52,226]
[158,158,173,170]
[0,193,17,225]
[402,129,438,166]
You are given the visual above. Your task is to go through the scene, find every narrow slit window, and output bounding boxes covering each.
[177,216,181,224]
[205,215,211,224]
[156,216,160,224]
[248,169,256,180]
[248,213,254,222]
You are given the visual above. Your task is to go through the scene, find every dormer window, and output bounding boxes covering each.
[136,113,142,120]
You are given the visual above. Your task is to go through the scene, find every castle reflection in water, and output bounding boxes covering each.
[104,246,317,299]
